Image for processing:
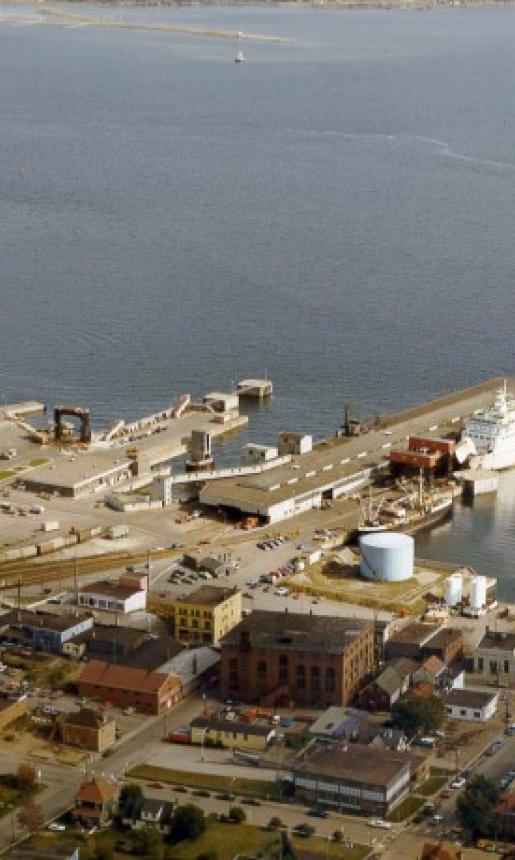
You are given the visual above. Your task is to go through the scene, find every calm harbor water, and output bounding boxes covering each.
[1,3,515,594]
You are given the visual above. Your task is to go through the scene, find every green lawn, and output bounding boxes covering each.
[168,822,368,860]
[386,795,425,822]
[0,471,14,481]
[418,776,448,797]
[168,821,274,859]
[129,764,285,801]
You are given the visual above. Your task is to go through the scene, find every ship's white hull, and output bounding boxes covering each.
[470,449,515,471]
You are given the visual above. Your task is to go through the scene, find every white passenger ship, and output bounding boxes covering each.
[462,382,515,471]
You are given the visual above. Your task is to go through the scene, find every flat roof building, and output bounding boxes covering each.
[292,740,411,816]
[220,610,374,708]
[23,452,132,498]
[169,585,241,647]
[78,580,146,614]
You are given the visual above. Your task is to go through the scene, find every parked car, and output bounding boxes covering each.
[368,819,392,830]
[486,738,506,756]
[307,808,328,819]
[275,588,289,597]
[450,777,466,790]
[47,823,66,832]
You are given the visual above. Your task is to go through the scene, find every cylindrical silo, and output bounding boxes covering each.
[445,573,463,607]
[471,575,487,611]
[359,532,414,581]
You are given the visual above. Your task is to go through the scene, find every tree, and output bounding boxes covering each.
[391,694,445,737]
[332,829,344,842]
[16,764,37,793]
[457,776,499,840]
[268,817,283,829]
[119,782,144,814]
[18,800,44,833]
[280,830,297,860]
[228,806,246,824]
[169,804,206,842]
[130,826,164,858]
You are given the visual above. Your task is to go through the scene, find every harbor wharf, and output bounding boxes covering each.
[199,377,510,524]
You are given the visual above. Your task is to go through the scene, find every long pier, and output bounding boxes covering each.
[199,377,509,524]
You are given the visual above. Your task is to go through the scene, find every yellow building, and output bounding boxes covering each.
[170,585,242,646]
[190,716,274,752]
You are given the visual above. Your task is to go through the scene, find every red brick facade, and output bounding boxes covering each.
[220,612,374,708]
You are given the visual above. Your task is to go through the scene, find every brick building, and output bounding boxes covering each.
[220,611,374,708]
[60,708,116,753]
[169,585,241,647]
[77,661,181,715]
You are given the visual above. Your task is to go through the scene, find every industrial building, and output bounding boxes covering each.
[23,452,133,498]
[291,740,411,816]
[168,585,242,647]
[199,433,382,524]
[220,611,374,708]
[0,609,93,655]
[78,580,147,614]
[77,661,182,715]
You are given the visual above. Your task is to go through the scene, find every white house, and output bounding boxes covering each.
[78,581,146,614]
[443,688,498,722]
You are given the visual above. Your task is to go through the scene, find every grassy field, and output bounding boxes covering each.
[386,795,425,822]
[37,821,368,860]
[418,775,449,797]
[129,764,285,801]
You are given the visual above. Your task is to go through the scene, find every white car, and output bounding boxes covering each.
[275,587,290,597]
[47,823,66,832]
[368,818,392,830]
[450,777,466,790]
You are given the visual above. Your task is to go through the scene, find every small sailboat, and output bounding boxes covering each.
[234,50,245,63]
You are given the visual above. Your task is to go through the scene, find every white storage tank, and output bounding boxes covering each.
[359,532,414,581]
[471,575,487,611]
[445,573,463,607]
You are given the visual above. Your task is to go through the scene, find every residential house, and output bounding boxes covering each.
[77,661,182,715]
[220,611,374,708]
[169,585,242,647]
[443,688,498,722]
[308,706,367,741]
[421,628,463,665]
[357,658,416,712]
[60,708,116,753]
[420,843,462,860]
[494,793,515,841]
[473,631,515,677]
[292,740,411,816]
[122,797,175,835]
[412,656,447,689]
[385,623,441,661]
[190,715,274,752]
[355,725,408,751]
[72,777,118,828]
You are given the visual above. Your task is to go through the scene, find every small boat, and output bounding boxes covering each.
[234,51,245,64]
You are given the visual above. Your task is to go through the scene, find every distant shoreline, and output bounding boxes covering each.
[5,0,515,11]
